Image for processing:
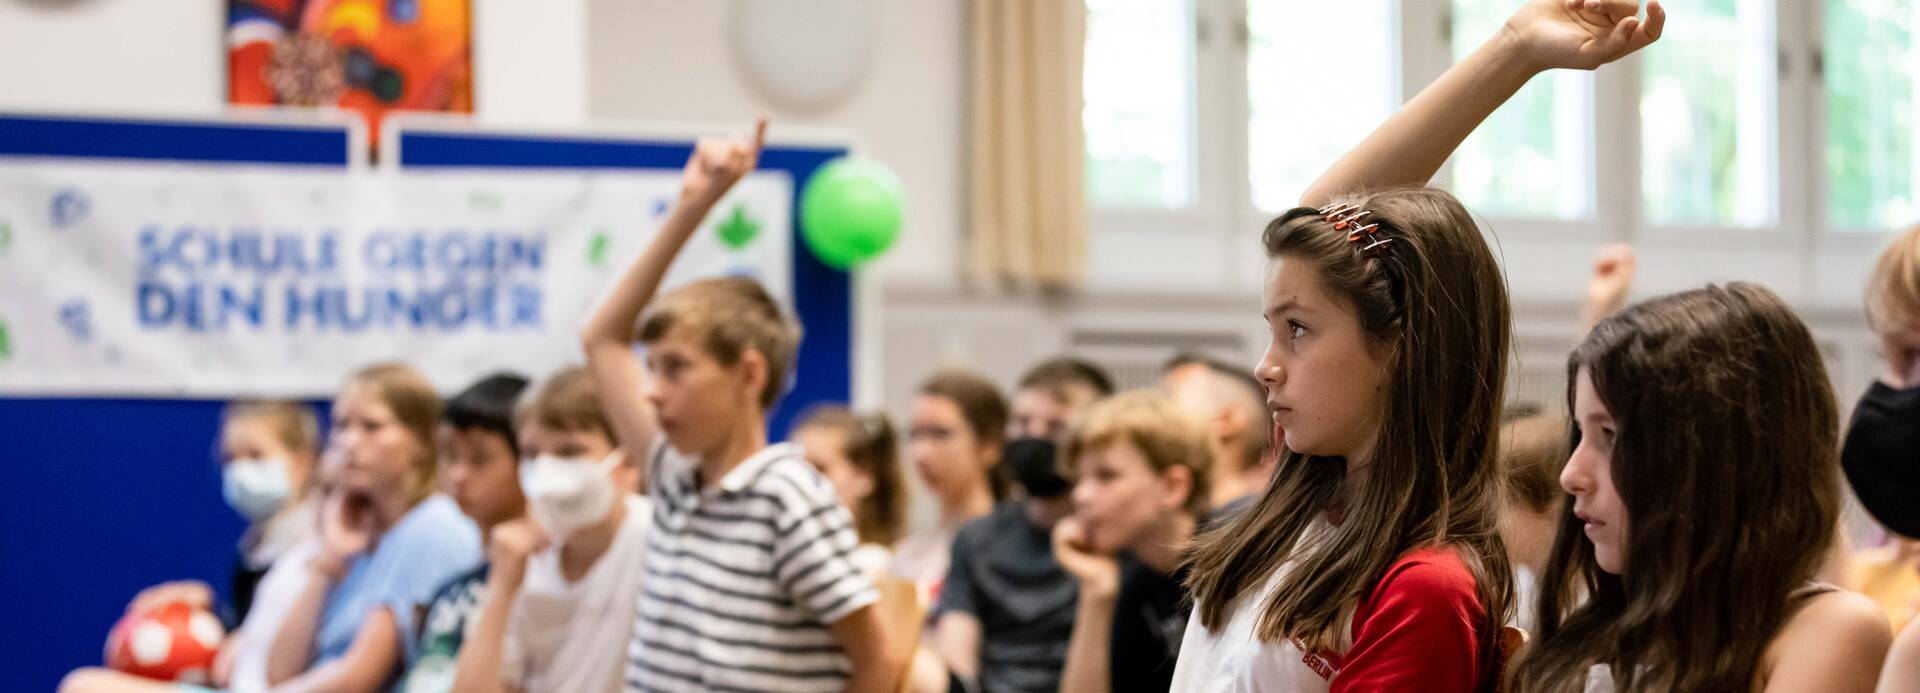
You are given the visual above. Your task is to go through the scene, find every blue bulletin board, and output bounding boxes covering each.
[0,112,853,690]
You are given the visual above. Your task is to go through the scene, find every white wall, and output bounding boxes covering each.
[0,1,225,115]
[473,0,589,126]
[0,0,587,123]
[586,0,966,289]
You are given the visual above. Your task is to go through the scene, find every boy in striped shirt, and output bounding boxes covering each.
[580,118,901,693]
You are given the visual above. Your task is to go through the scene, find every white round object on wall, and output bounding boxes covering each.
[729,0,876,113]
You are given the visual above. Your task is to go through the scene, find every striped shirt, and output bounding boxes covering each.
[626,443,878,693]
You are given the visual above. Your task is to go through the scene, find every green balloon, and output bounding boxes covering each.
[800,158,905,269]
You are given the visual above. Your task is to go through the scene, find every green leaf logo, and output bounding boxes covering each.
[717,205,760,250]
[588,231,611,266]
[0,319,11,361]
[469,191,503,211]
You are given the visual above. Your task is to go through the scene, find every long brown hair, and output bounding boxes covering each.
[794,406,909,546]
[1184,188,1514,667]
[1511,283,1842,692]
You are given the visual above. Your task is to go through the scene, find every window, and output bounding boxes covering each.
[1826,0,1919,231]
[1451,0,1595,220]
[1245,0,1400,212]
[1080,0,1901,295]
[1641,0,1776,228]
[1083,0,1198,209]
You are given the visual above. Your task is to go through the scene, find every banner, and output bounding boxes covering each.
[0,159,793,396]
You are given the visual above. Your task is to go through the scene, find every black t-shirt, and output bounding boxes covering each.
[1108,557,1190,693]
[936,502,1078,693]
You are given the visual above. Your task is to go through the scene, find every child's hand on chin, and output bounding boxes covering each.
[1052,515,1120,599]
[1500,0,1665,72]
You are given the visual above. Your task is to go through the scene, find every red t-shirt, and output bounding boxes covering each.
[1320,546,1491,692]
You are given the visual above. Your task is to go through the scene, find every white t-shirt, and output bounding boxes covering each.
[241,497,318,570]
[851,543,893,583]
[1513,565,1540,632]
[1584,664,1617,693]
[503,495,652,693]
[1169,570,1342,693]
[226,538,319,693]
[890,525,958,607]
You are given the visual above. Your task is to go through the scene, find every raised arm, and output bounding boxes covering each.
[1302,0,1664,206]
[581,118,769,462]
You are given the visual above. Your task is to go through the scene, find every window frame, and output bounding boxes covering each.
[1080,0,1894,307]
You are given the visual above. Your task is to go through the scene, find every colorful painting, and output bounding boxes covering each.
[227,0,472,147]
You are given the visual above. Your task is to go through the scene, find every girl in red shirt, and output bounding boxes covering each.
[1175,2,1663,691]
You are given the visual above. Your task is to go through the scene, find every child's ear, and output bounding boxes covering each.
[1162,465,1194,510]
[738,348,770,405]
[1217,404,1247,443]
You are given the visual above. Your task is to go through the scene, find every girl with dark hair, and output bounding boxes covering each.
[1513,284,1890,692]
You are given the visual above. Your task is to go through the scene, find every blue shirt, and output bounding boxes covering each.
[315,495,481,680]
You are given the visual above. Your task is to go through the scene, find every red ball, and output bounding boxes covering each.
[105,601,225,683]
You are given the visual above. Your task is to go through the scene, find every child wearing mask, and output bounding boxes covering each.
[1846,224,1920,692]
[932,358,1111,693]
[450,367,649,693]
[59,401,324,693]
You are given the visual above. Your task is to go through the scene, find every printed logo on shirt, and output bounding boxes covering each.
[1292,637,1339,680]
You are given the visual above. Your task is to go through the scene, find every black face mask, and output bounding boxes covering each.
[1005,437,1070,499]
[1842,382,1920,538]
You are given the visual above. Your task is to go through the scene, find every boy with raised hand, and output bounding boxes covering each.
[580,118,902,693]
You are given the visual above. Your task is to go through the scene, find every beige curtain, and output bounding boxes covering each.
[967,0,1087,290]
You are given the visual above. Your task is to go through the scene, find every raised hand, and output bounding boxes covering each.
[1503,0,1665,72]
[679,117,769,208]
[1582,244,1637,329]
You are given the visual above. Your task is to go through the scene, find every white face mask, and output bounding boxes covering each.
[518,453,619,539]
[223,457,293,522]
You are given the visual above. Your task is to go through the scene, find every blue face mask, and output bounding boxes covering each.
[223,457,293,522]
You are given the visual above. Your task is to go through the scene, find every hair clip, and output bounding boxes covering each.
[1317,203,1392,257]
